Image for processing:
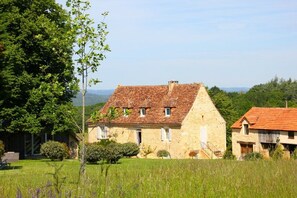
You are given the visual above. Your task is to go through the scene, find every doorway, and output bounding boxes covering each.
[136,129,142,145]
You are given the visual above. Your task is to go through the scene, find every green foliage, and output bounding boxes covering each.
[66,0,110,175]
[121,142,140,157]
[74,102,105,132]
[97,139,116,147]
[85,141,123,164]
[40,141,67,161]
[272,144,284,160]
[61,143,70,159]
[208,87,239,147]
[104,142,123,164]
[157,150,170,158]
[47,162,66,196]
[291,147,297,160]
[85,143,104,163]
[243,152,263,161]
[141,144,156,158]
[223,148,236,160]
[0,140,5,158]
[0,0,78,135]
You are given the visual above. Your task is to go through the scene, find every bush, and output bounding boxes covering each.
[157,150,170,158]
[104,142,123,164]
[272,144,284,160]
[244,152,263,161]
[61,143,70,159]
[291,147,297,160]
[85,143,105,163]
[0,140,5,159]
[189,150,199,158]
[223,149,236,160]
[97,139,116,147]
[40,141,67,161]
[121,142,140,157]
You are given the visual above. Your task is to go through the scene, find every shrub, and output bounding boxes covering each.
[97,139,116,147]
[291,147,297,160]
[85,143,104,163]
[272,144,284,160]
[157,150,170,158]
[0,140,5,159]
[223,149,236,160]
[189,150,199,158]
[104,142,123,164]
[141,144,156,158]
[40,141,67,161]
[121,142,140,157]
[61,143,70,159]
[244,152,263,161]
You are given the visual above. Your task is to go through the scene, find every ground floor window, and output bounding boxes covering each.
[161,128,171,142]
[97,126,108,140]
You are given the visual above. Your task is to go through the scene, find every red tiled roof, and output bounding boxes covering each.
[95,83,202,125]
[231,107,297,131]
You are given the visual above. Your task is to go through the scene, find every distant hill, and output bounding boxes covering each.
[220,87,250,93]
[72,89,114,106]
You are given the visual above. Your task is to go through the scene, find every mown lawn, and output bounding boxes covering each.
[1,159,297,197]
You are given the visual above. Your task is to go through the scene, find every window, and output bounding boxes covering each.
[97,126,108,139]
[243,124,249,135]
[161,128,171,142]
[288,132,294,139]
[123,108,129,117]
[140,108,146,117]
[165,107,171,117]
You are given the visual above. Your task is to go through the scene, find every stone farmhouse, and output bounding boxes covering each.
[232,107,297,159]
[88,81,226,159]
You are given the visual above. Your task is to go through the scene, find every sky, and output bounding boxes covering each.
[57,0,297,90]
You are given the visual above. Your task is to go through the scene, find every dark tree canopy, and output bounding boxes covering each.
[0,0,77,134]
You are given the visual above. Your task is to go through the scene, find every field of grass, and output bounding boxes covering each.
[1,159,297,197]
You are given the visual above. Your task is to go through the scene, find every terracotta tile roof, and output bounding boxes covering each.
[95,83,202,126]
[231,107,297,131]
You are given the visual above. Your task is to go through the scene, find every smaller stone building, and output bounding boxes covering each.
[88,81,226,159]
[232,107,297,159]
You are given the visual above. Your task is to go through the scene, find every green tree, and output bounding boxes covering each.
[208,87,238,147]
[66,0,110,176]
[0,0,77,135]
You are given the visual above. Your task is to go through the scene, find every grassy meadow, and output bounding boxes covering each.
[0,159,297,197]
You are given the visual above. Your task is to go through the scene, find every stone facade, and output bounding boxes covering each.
[88,82,226,159]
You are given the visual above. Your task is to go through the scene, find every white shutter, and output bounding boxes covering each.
[161,128,165,141]
[168,128,172,142]
[97,126,102,140]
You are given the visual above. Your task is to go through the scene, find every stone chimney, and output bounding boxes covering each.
[168,80,179,94]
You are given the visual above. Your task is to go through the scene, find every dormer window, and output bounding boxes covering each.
[140,108,146,117]
[165,107,171,117]
[123,108,129,117]
[243,124,249,135]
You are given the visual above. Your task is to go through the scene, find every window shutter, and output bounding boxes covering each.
[168,128,172,142]
[161,128,165,141]
[103,126,108,139]
[97,126,102,140]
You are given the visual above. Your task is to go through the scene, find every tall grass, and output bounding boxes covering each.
[1,159,297,197]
